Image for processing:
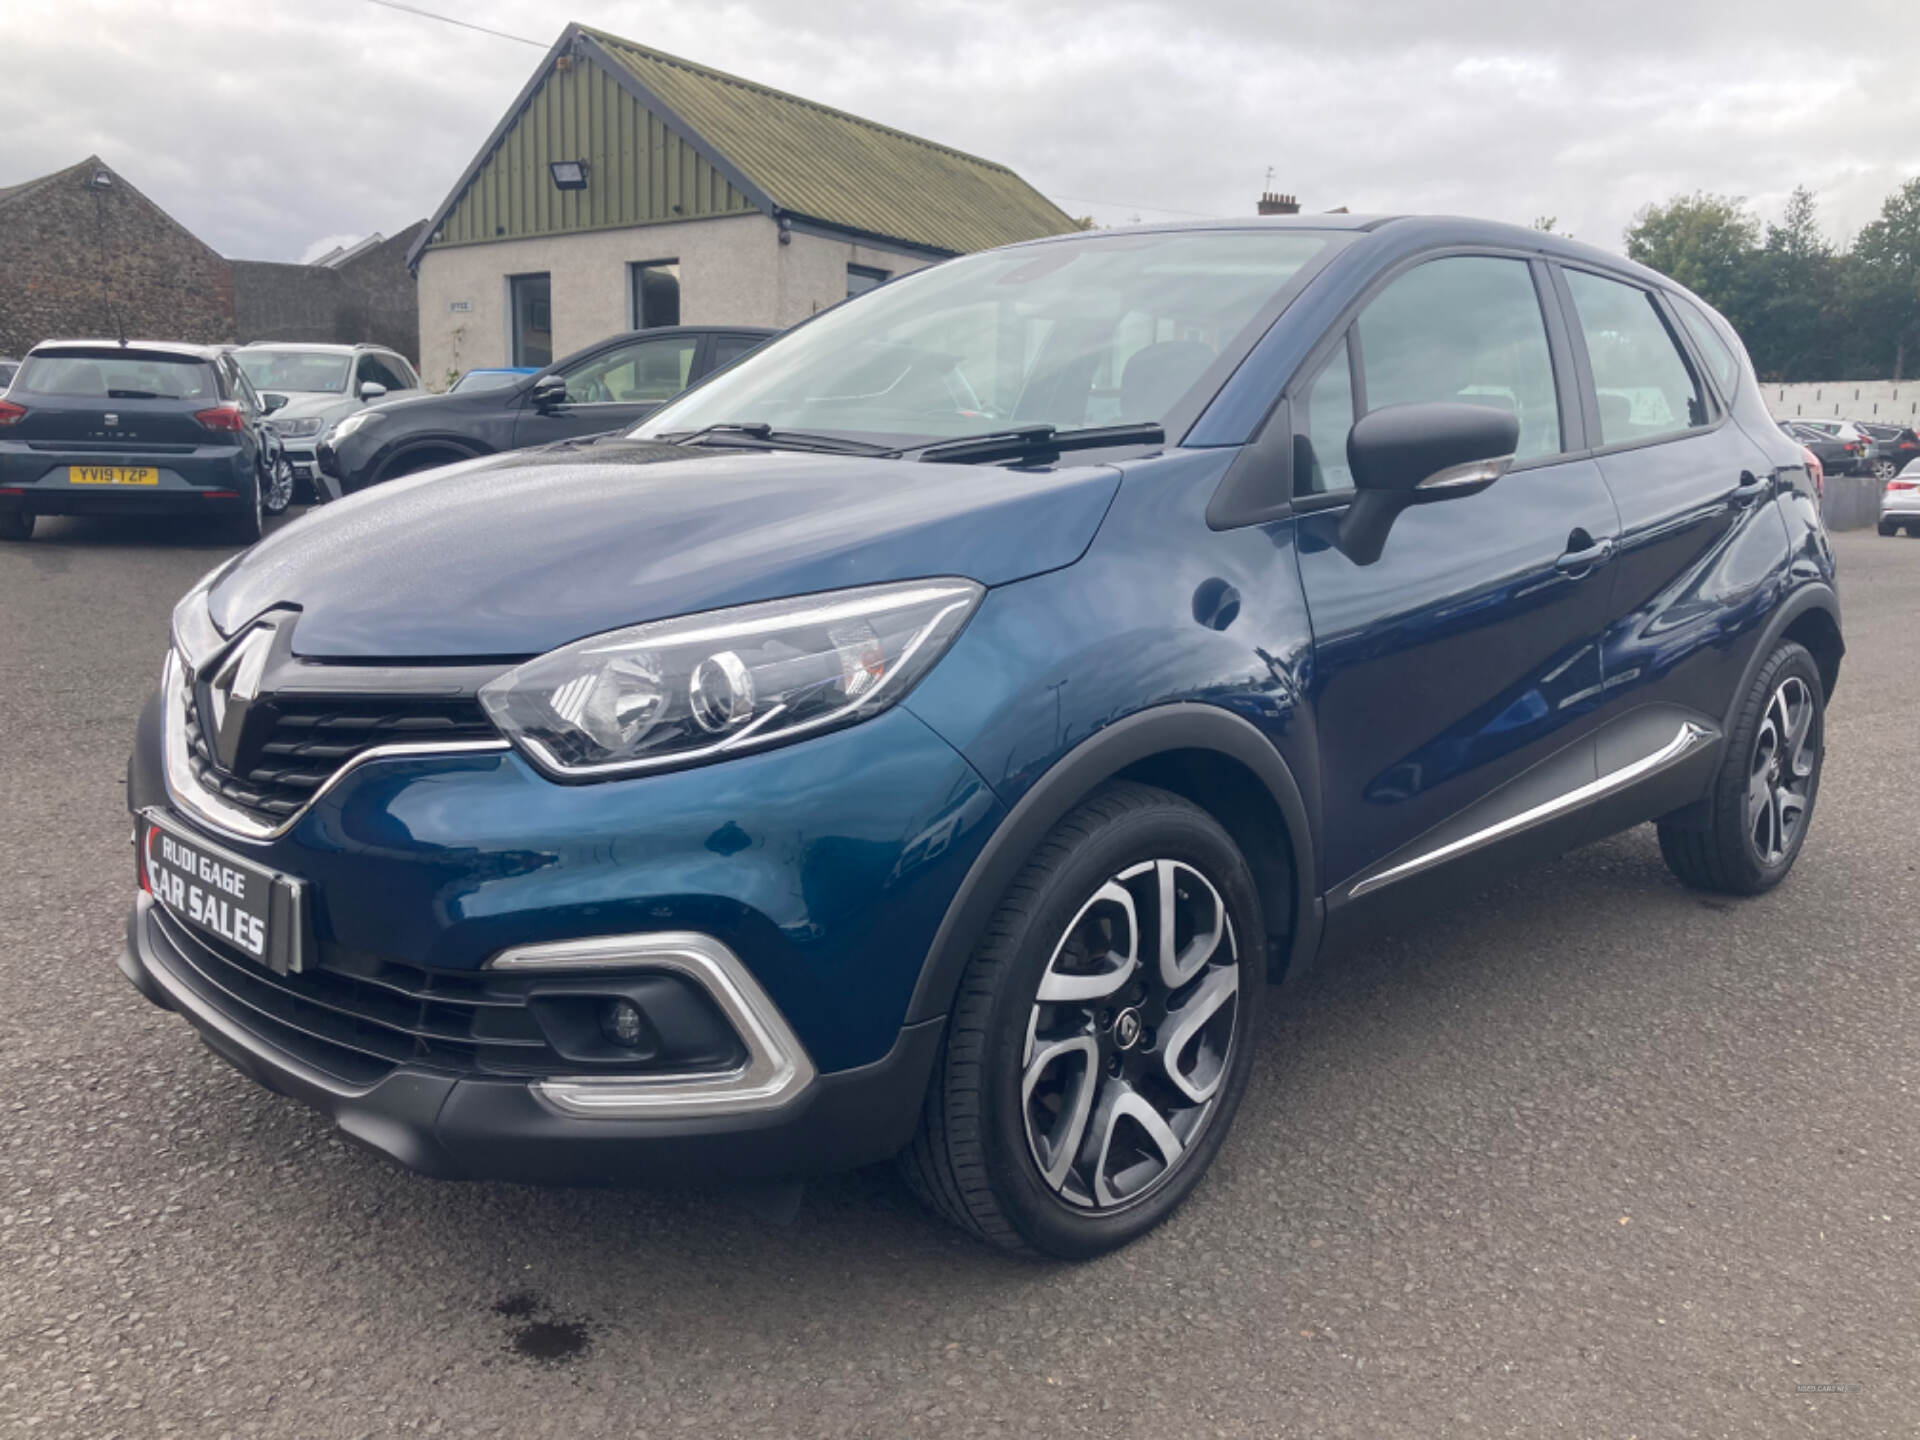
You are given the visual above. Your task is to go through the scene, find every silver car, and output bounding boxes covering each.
[232,344,423,507]
[1880,457,1920,536]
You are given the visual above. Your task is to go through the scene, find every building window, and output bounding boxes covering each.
[847,264,890,299]
[631,261,681,329]
[508,273,552,367]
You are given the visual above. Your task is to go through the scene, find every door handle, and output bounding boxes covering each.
[1730,472,1771,504]
[1555,536,1615,574]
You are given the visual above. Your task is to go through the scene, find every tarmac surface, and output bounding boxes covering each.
[2,514,1916,1438]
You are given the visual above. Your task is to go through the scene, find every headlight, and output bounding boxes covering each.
[271,416,325,439]
[329,409,384,444]
[479,579,982,779]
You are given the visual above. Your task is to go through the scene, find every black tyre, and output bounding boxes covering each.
[1658,641,1824,895]
[902,782,1264,1259]
[1881,521,1901,537]
[228,471,265,544]
[0,510,32,542]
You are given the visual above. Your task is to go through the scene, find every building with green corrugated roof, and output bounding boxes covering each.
[410,22,1077,386]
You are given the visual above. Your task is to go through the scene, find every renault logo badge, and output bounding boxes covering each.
[206,621,278,774]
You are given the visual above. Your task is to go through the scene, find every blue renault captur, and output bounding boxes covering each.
[123,216,1842,1258]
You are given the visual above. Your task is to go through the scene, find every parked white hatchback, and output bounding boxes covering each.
[1880,458,1920,536]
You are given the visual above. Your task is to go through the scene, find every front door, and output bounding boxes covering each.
[1290,253,1623,890]
[512,332,704,448]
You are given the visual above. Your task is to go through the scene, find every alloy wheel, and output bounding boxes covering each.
[1021,859,1239,1211]
[1873,460,1898,481]
[264,455,295,514]
[1748,675,1816,865]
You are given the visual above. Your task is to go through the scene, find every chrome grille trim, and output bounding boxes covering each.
[161,649,510,843]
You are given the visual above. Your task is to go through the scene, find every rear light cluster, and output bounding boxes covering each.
[194,404,246,433]
[1889,478,1919,492]
[0,400,26,427]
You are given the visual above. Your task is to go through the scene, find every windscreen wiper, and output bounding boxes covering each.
[904,422,1166,465]
[662,422,897,456]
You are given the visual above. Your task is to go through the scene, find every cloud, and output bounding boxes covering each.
[1,0,1915,262]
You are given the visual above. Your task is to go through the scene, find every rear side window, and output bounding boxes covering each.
[1292,255,1562,495]
[1674,297,1742,401]
[1564,271,1708,446]
[16,351,216,400]
[710,334,765,370]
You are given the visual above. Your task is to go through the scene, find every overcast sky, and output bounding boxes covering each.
[6,0,1917,263]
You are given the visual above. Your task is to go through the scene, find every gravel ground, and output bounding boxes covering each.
[1,514,1916,1439]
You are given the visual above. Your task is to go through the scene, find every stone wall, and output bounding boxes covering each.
[0,157,232,357]
[232,223,424,361]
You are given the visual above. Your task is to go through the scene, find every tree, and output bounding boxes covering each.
[1624,193,1762,334]
[1754,187,1841,380]
[1851,177,1920,379]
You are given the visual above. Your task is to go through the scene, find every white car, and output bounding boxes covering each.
[232,344,423,506]
[1880,457,1920,536]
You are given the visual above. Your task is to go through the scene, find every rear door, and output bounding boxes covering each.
[511,332,703,447]
[1292,252,1623,892]
[1553,265,1790,742]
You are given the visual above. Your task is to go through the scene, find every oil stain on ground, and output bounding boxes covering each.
[492,1291,595,1364]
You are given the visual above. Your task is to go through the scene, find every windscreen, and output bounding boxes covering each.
[16,351,217,400]
[634,230,1336,445]
[234,351,351,393]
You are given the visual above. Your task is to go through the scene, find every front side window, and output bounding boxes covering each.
[1356,256,1562,463]
[355,353,409,392]
[562,335,699,403]
[509,273,552,368]
[710,334,765,370]
[631,261,681,329]
[1564,269,1707,446]
[635,230,1336,445]
[1291,255,1561,494]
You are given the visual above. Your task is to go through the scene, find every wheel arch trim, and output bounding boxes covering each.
[1737,580,1842,719]
[904,703,1320,1026]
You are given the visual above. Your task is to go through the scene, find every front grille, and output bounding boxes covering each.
[147,905,561,1088]
[180,667,498,823]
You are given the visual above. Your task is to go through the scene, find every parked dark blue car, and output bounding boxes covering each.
[123,216,1841,1258]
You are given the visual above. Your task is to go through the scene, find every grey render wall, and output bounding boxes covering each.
[232,222,425,361]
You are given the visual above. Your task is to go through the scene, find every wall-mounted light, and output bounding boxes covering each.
[548,159,590,191]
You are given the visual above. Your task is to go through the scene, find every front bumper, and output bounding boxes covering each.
[122,895,943,1183]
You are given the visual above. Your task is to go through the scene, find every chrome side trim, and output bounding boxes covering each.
[488,932,817,1118]
[1345,720,1717,901]
[160,649,510,844]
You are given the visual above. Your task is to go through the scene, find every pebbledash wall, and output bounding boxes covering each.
[414,213,931,388]
[1765,381,1919,424]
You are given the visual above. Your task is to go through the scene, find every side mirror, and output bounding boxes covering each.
[530,373,568,410]
[1337,402,1520,565]
[261,392,289,414]
[358,381,387,403]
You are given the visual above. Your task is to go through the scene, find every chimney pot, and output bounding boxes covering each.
[1257,191,1300,216]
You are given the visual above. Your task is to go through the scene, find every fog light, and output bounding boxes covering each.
[600,998,648,1048]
